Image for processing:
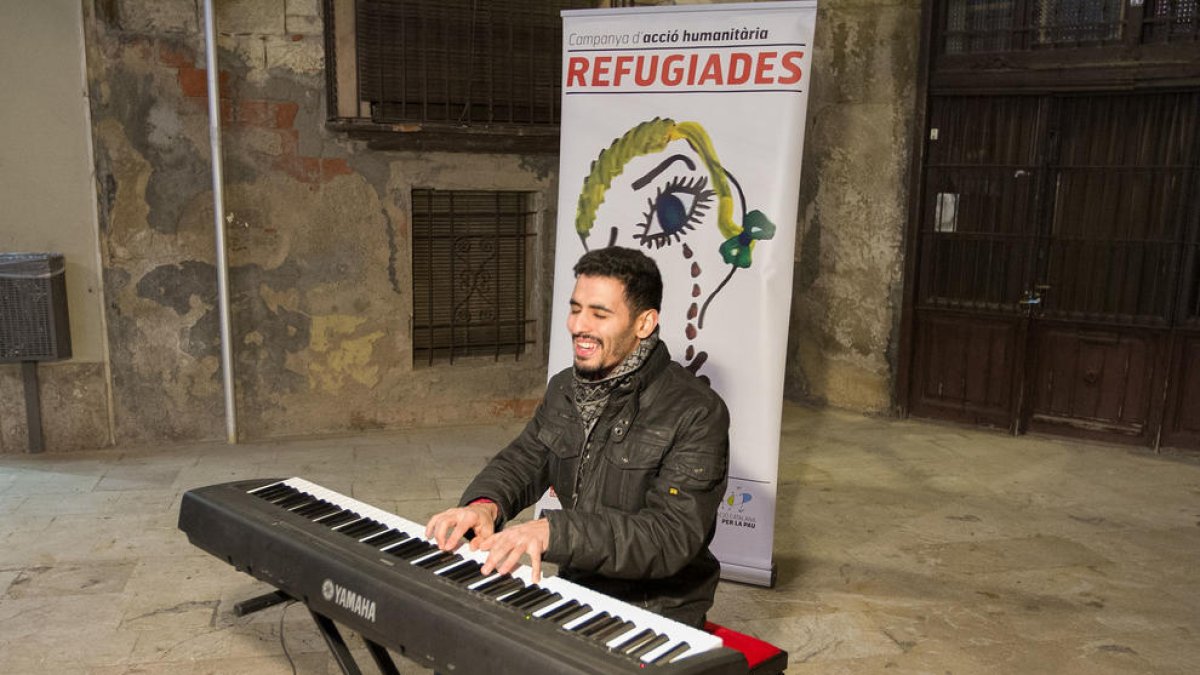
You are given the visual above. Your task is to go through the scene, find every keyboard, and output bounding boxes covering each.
[178,477,748,674]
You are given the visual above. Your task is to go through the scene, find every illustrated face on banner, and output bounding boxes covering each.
[574,117,777,377]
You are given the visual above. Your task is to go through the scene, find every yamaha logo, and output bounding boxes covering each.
[320,578,377,623]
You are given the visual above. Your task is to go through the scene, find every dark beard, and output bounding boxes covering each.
[573,360,612,381]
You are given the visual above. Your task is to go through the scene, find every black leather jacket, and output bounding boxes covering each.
[460,341,730,627]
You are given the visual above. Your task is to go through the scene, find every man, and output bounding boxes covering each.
[425,246,730,628]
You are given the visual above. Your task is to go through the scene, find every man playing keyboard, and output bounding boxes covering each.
[426,246,730,628]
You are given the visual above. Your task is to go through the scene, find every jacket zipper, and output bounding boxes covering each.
[572,418,598,508]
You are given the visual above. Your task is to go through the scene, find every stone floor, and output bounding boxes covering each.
[0,404,1197,674]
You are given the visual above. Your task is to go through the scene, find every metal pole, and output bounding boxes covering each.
[203,0,238,444]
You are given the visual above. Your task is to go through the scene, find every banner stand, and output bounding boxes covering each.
[547,1,819,587]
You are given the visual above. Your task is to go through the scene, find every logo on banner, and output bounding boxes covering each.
[575,117,777,377]
[720,486,758,529]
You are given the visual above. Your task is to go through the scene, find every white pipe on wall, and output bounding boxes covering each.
[203,0,238,444]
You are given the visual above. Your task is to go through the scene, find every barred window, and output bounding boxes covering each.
[939,0,1198,54]
[410,190,537,365]
[325,0,595,149]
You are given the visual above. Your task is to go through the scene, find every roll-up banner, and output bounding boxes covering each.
[542,1,817,587]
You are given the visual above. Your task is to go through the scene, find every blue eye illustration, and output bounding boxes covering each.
[634,176,714,249]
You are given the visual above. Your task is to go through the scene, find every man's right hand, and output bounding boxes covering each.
[425,501,500,551]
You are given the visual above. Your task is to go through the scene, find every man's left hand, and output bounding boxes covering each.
[473,518,550,583]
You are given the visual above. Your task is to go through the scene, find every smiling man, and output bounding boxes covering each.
[425,246,730,628]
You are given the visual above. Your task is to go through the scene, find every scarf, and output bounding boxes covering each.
[572,330,659,428]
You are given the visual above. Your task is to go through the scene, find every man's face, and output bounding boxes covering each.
[567,274,656,380]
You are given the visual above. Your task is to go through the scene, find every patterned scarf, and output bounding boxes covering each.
[572,330,659,427]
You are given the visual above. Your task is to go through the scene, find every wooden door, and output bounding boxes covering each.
[908,90,1200,448]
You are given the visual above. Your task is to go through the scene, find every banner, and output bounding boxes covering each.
[544,1,817,587]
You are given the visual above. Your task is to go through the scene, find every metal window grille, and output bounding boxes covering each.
[411,189,536,365]
[1144,0,1200,43]
[354,0,593,127]
[941,0,1127,53]
[1041,92,1199,325]
[918,92,1200,326]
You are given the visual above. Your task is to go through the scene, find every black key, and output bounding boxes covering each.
[613,629,655,654]
[551,603,592,626]
[273,492,311,509]
[650,642,690,664]
[441,562,483,582]
[481,577,525,598]
[413,551,459,569]
[538,599,580,621]
[338,519,385,538]
[252,484,293,500]
[580,616,621,638]
[363,530,408,548]
[294,500,339,519]
[522,592,563,614]
[499,586,540,605]
[387,538,435,559]
[628,633,669,659]
[512,589,556,610]
[263,486,300,503]
[471,574,514,593]
[568,611,610,634]
[320,510,360,528]
[591,619,634,643]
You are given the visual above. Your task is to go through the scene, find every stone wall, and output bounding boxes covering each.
[80,0,554,446]
[785,0,919,412]
[1,0,920,451]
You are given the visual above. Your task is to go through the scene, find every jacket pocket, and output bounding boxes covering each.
[599,427,671,512]
[538,418,580,504]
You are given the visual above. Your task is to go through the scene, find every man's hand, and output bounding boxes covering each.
[425,501,500,551]
[473,518,550,583]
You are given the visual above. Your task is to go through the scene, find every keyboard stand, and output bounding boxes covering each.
[234,588,403,675]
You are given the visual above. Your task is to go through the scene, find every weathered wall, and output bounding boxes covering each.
[3,0,917,451]
[82,0,554,445]
[0,1,112,453]
[784,0,919,412]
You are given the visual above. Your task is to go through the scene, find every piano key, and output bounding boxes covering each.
[648,641,691,664]
[612,628,655,654]
[628,633,670,659]
[362,529,408,548]
[567,611,610,634]
[591,618,634,643]
[511,589,557,611]
[470,573,513,593]
[319,510,360,528]
[580,615,623,638]
[293,500,339,519]
[549,603,592,626]
[413,551,459,569]
[252,484,295,501]
[500,586,545,607]
[449,566,487,586]
[536,598,580,621]
[247,482,288,497]
[271,492,308,508]
[521,591,563,614]
[337,518,385,538]
[440,562,484,583]
[386,538,434,559]
[481,577,525,598]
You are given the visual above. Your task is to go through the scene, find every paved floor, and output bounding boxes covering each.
[0,404,1197,674]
